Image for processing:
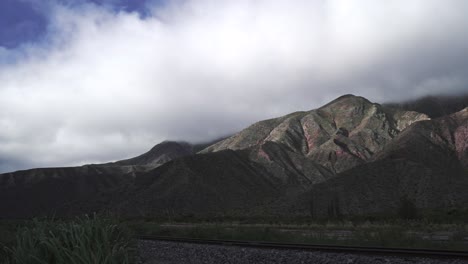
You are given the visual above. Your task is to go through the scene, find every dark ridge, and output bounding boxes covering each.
[148,140,191,152]
[318,94,371,109]
[384,93,468,118]
[114,141,193,166]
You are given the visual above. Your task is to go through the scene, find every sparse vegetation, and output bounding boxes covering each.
[398,196,419,220]
[1,215,133,264]
[127,218,468,251]
[326,195,342,220]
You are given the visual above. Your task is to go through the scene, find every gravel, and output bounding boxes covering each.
[137,240,468,264]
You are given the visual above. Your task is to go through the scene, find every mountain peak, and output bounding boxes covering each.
[149,140,191,152]
[319,94,372,110]
[114,141,193,167]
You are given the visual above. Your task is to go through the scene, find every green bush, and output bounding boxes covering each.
[2,215,133,264]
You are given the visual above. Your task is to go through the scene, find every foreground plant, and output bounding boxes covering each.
[2,215,132,264]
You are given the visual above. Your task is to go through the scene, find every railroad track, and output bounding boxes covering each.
[137,235,468,259]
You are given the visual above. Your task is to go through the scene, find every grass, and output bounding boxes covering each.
[0,215,134,264]
[127,219,468,251]
[0,215,466,263]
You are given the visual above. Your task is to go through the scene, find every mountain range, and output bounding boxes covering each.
[1,94,467,219]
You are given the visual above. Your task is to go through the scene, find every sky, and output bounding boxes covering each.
[1,0,468,173]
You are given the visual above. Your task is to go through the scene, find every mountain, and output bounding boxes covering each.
[0,141,194,218]
[201,95,429,174]
[0,94,467,219]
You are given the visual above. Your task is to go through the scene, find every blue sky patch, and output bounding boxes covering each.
[0,0,163,49]
[0,0,47,48]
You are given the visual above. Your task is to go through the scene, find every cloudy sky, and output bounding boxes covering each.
[1,0,468,173]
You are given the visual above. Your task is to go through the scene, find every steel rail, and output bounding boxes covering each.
[136,235,468,259]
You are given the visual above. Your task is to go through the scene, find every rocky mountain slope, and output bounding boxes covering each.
[202,95,429,174]
[303,107,468,217]
[0,94,466,219]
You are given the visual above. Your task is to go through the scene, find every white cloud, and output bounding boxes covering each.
[1,0,468,172]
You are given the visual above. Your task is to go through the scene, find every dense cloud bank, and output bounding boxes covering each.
[1,0,468,172]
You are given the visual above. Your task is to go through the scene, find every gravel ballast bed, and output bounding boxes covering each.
[137,240,468,264]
